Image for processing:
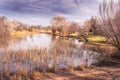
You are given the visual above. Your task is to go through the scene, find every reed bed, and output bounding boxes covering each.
[0,39,101,79]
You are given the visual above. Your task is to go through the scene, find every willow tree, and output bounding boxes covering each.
[99,0,120,50]
[69,22,79,34]
[51,16,67,36]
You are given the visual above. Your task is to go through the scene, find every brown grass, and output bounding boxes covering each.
[0,36,117,79]
[0,39,102,79]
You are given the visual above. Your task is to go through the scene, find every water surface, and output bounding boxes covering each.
[0,33,100,72]
[0,33,84,51]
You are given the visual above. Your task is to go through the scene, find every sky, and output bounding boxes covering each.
[0,0,103,26]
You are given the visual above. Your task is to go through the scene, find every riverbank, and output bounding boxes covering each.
[43,31,106,42]
[10,30,106,42]
[10,30,51,38]
[0,47,120,80]
[39,31,118,52]
[46,51,120,80]
[0,34,119,80]
[10,30,40,38]
[43,64,120,80]
[1,63,120,80]
[10,30,118,53]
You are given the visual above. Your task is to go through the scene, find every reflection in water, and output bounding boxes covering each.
[0,39,99,73]
[0,34,52,51]
[0,34,83,51]
[50,39,96,69]
[0,38,9,48]
[0,38,10,52]
[0,33,100,73]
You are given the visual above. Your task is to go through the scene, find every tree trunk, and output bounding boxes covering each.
[84,38,89,42]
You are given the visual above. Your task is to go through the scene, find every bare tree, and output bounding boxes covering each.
[98,0,120,50]
[89,16,97,34]
[69,22,79,34]
[51,16,67,36]
[14,24,27,31]
[77,20,91,42]
[0,16,10,38]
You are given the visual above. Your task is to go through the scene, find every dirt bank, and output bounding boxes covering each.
[43,65,120,80]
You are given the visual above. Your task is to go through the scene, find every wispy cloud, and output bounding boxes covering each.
[0,0,102,25]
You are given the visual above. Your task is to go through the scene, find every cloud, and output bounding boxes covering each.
[0,0,102,25]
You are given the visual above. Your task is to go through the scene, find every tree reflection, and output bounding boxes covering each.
[0,38,9,48]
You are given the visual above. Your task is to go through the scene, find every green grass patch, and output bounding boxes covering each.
[88,35,106,42]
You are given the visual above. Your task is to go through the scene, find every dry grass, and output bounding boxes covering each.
[0,34,115,80]
[10,30,40,37]
[40,30,52,34]
[10,29,51,38]
[0,39,101,79]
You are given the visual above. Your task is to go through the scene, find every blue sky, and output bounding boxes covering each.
[0,0,102,26]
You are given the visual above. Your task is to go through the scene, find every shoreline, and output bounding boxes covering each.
[9,30,119,53]
[0,31,119,80]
